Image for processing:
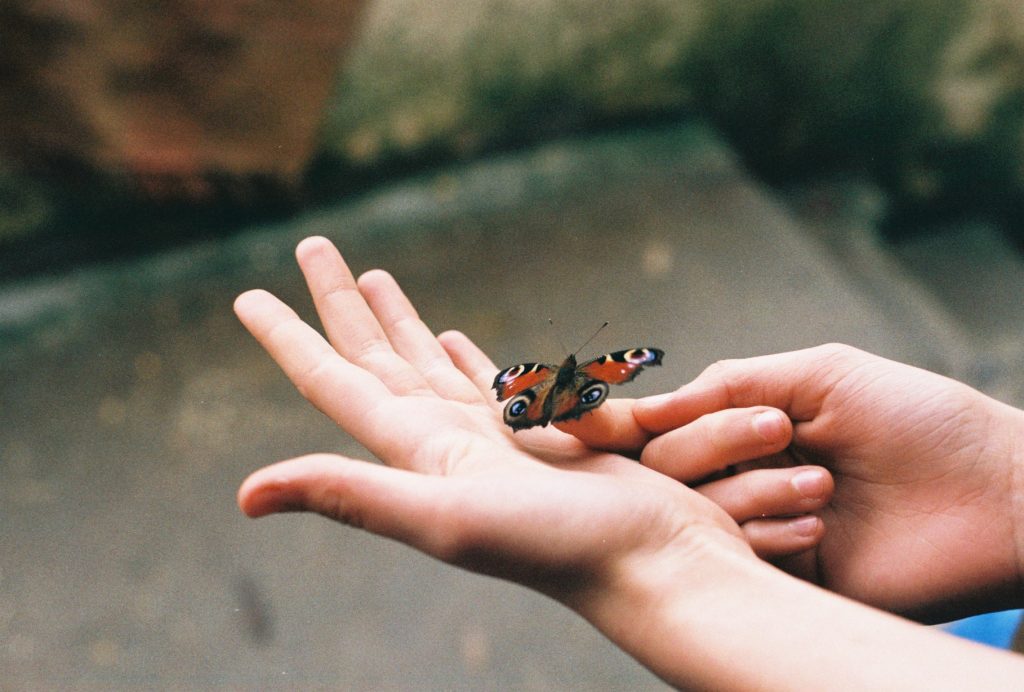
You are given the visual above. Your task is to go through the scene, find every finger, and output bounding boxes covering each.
[356,270,484,403]
[437,329,501,400]
[697,466,833,522]
[234,290,400,458]
[555,399,651,454]
[633,344,869,433]
[742,515,824,560]
[295,236,434,396]
[238,454,453,558]
[640,407,792,482]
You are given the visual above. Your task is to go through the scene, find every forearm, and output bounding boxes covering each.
[585,533,1024,691]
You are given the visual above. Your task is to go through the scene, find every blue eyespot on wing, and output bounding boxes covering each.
[550,380,609,423]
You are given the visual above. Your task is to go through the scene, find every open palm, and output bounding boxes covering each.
[234,236,757,602]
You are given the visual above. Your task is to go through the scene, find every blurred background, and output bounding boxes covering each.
[2,1,1024,688]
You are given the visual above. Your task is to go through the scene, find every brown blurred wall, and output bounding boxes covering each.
[0,1,366,200]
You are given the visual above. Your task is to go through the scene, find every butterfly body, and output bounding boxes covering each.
[492,348,664,431]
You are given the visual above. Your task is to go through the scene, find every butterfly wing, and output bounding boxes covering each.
[549,376,610,422]
[493,349,664,430]
[500,376,560,430]
[492,362,557,401]
[577,348,664,384]
[492,362,560,430]
[549,348,664,424]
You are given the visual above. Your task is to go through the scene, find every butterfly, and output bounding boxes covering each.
[491,347,664,431]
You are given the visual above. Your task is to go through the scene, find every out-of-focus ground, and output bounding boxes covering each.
[2,122,1023,689]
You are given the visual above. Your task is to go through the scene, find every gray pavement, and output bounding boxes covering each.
[2,121,1022,689]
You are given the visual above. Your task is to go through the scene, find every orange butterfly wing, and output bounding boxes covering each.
[492,349,664,431]
[577,348,664,384]
[492,363,557,401]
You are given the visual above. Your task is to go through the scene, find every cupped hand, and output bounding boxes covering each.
[584,344,1024,621]
[233,237,826,605]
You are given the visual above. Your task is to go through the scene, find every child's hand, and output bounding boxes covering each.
[568,345,1024,622]
[235,237,756,603]
[559,403,833,560]
[233,238,1024,689]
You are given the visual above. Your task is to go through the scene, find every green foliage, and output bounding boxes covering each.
[321,1,704,166]
[684,0,967,183]
[0,160,54,244]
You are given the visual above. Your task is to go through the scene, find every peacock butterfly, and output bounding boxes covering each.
[492,344,664,431]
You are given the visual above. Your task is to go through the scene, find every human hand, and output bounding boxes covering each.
[560,402,833,560]
[233,237,825,603]
[233,241,1024,689]
[581,344,1024,622]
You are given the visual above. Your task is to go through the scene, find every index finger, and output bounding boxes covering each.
[555,399,652,455]
[632,344,867,434]
[233,289,403,460]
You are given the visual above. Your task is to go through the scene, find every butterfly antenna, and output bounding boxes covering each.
[548,318,570,354]
[572,321,609,356]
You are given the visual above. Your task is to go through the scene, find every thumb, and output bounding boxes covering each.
[633,344,867,433]
[555,398,651,454]
[238,454,449,556]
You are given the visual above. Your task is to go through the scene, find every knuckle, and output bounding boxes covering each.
[813,342,860,362]
[425,513,481,566]
[700,413,731,456]
[700,358,738,380]
[424,529,465,564]
[639,435,669,470]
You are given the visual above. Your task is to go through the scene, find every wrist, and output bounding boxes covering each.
[576,522,1024,690]
[577,525,766,689]
[924,393,1024,619]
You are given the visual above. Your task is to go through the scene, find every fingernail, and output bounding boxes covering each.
[789,515,820,537]
[792,469,825,499]
[753,410,786,442]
